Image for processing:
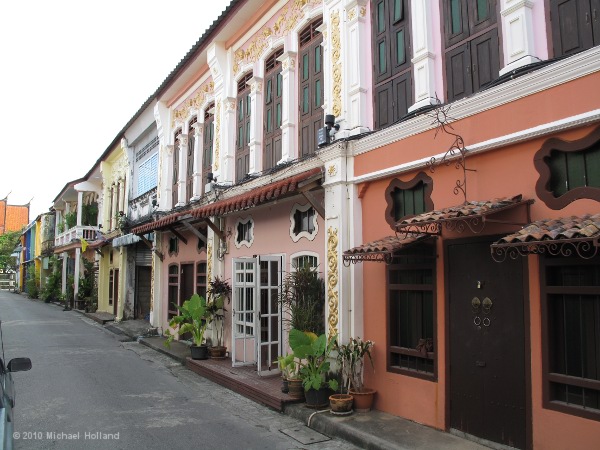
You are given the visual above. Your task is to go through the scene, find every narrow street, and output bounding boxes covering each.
[0,291,356,450]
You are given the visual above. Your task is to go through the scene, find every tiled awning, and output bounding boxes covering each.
[491,214,600,261]
[395,195,533,236]
[131,168,323,235]
[343,234,431,264]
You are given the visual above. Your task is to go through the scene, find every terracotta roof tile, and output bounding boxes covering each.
[2,204,29,233]
[496,214,600,244]
[131,168,323,235]
[396,195,526,228]
[344,234,429,256]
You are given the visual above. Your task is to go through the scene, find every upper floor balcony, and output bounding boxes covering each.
[54,225,99,248]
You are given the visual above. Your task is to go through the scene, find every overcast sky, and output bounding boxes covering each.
[0,0,230,221]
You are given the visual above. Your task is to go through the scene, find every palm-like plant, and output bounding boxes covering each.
[165,294,210,347]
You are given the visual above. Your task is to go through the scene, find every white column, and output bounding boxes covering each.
[499,0,544,75]
[76,192,83,227]
[248,76,264,174]
[278,51,297,163]
[163,145,174,210]
[221,98,237,183]
[341,0,370,131]
[191,122,203,201]
[61,252,68,296]
[74,247,80,302]
[177,134,188,206]
[409,0,441,111]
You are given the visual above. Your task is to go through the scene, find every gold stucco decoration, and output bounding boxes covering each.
[214,101,221,171]
[327,226,339,338]
[232,0,320,74]
[172,81,215,127]
[330,11,342,118]
[347,7,356,21]
[207,242,213,284]
[360,6,367,17]
[327,164,337,177]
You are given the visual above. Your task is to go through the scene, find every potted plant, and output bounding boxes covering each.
[275,353,295,393]
[289,328,338,408]
[165,293,210,360]
[206,277,231,358]
[279,264,325,334]
[336,337,375,412]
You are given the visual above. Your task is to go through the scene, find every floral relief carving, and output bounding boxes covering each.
[233,0,320,74]
[214,101,221,170]
[327,226,339,338]
[207,242,213,284]
[360,6,366,17]
[330,10,342,117]
[172,81,215,127]
[347,7,356,21]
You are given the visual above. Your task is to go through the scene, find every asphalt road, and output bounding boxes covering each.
[0,291,356,450]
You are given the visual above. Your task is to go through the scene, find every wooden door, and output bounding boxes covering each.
[448,239,526,449]
[135,266,152,320]
[179,264,195,341]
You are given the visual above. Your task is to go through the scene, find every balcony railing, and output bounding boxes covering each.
[54,226,99,247]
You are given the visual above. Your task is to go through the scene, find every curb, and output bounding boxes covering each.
[138,338,187,365]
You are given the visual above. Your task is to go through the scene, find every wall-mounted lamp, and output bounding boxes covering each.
[318,114,340,148]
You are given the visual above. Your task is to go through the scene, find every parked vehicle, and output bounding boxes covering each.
[0,320,31,449]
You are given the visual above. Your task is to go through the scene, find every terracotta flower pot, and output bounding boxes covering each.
[348,388,376,412]
[208,346,227,358]
[329,393,353,413]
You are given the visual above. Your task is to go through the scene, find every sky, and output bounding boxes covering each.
[0,0,230,221]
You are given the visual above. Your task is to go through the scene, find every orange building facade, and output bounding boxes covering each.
[346,58,600,449]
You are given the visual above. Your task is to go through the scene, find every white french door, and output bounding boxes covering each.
[231,256,283,372]
[232,258,257,367]
[257,256,282,375]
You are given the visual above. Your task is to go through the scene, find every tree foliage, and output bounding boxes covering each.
[0,231,20,269]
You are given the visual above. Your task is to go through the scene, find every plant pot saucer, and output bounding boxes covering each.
[209,355,228,360]
[330,409,353,416]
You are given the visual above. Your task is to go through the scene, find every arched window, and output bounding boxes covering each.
[264,48,284,170]
[298,17,323,158]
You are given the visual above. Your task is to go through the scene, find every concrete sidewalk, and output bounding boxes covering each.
[103,318,489,450]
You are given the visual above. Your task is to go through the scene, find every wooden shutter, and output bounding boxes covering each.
[392,72,412,122]
[298,18,323,158]
[236,74,252,182]
[264,49,283,169]
[446,42,472,102]
[202,106,214,195]
[186,117,197,203]
[550,0,595,57]
[172,129,181,206]
[471,29,499,92]
[374,81,393,129]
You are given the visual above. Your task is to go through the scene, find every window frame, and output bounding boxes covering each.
[202,104,215,195]
[173,128,182,206]
[540,254,600,421]
[168,263,179,319]
[535,126,600,209]
[234,217,254,249]
[384,172,434,228]
[186,117,197,203]
[263,48,284,170]
[236,72,253,182]
[386,242,437,380]
[290,203,319,242]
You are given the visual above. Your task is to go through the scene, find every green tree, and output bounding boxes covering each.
[0,231,20,269]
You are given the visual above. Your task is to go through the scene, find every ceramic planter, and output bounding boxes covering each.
[329,393,353,414]
[348,388,376,412]
[305,386,331,409]
[287,379,304,399]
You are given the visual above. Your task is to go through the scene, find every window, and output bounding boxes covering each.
[384,172,434,227]
[108,268,114,306]
[168,264,179,319]
[169,237,178,256]
[535,126,600,209]
[371,0,412,129]
[235,218,254,248]
[137,153,158,196]
[236,72,253,182]
[173,128,182,206]
[443,0,499,102]
[202,104,215,195]
[299,17,324,158]
[541,255,600,421]
[187,117,197,202]
[196,261,207,300]
[264,48,284,170]
[550,0,600,58]
[292,253,319,271]
[388,243,436,378]
[290,203,318,242]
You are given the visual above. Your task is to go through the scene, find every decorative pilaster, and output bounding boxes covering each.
[191,122,203,201]
[342,0,369,129]
[164,145,174,210]
[221,98,237,183]
[327,227,339,338]
[499,0,543,75]
[176,134,188,206]
[409,0,439,111]
[248,76,264,174]
[278,51,297,162]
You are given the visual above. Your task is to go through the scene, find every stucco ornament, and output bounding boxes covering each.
[232,0,321,74]
[207,242,213,284]
[172,81,214,127]
[214,101,221,170]
[330,10,342,117]
[327,226,339,338]
[327,164,338,178]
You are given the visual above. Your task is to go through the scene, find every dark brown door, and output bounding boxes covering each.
[113,269,119,316]
[135,266,152,320]
[447,239,526,449]
[180,264,195,341]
